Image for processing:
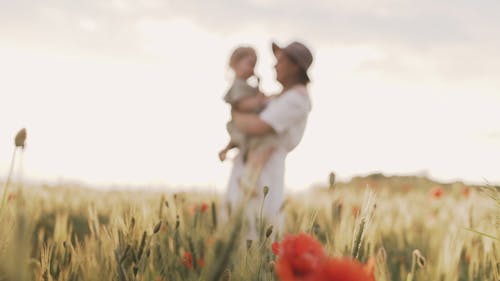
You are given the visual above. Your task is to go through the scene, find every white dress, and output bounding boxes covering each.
[225,85,312,238]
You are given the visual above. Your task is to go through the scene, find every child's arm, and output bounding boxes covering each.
[234,92,268,112]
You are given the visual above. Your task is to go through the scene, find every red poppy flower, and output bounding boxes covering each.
[182,252,193,269]
[272,242,280,255]
[352,206,360,218]
[160,223,167,233]
[274,233,325,281]
[7,192,17,202]
[363,256,376,278]
[316,258,375,281]
[274,234,376,281]
[188,204,197,215]
[429,186,444,199]
[206,237,215,247]
[462,186,470,198]
[200,203,209,213]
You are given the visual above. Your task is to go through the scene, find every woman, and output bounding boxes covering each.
[226,41,313,239]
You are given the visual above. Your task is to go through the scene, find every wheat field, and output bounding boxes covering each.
[0,130,498,281]
[0,175,498,281]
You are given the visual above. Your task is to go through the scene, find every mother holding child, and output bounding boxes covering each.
[219,40,314,240]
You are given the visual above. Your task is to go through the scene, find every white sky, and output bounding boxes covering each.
[1,0,499,190]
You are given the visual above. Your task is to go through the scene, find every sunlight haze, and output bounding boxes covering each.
[1,0,499,190]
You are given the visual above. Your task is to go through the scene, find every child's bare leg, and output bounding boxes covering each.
[240,147,274,197]
[219,141,237,162]
[247,146,274,169]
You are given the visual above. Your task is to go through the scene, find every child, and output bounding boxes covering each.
[219,46,278,197]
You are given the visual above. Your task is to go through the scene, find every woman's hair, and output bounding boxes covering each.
[297,69,310,85]
[286,53,310,85]
[229,46,256,70]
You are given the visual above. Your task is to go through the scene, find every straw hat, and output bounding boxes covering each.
[272,41,313,79]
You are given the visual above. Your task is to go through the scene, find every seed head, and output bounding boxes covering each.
[130,217,136,230]
[265,225,273,238]
[175,215,180,229]
[263,186,269,197]
[153,221,162,234]
[15,128,27,148]
[329,171,336,189]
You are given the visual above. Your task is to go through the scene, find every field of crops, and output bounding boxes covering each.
[0,129,498,281]
[0,174,498,281]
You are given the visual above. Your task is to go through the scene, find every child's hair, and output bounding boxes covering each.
[228,46,256,70]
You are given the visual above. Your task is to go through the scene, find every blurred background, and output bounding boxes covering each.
[1,0,499,191]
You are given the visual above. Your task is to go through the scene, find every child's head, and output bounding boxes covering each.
[229,46,257,80]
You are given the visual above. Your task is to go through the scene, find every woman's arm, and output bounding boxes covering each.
[234,92,268,112]
[231,110,274,136]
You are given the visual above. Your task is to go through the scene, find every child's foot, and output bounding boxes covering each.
[218,149,228,162]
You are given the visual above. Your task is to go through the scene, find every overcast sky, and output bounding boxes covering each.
[1,0,499,190]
